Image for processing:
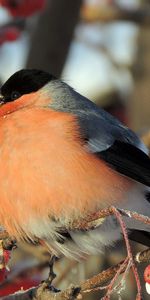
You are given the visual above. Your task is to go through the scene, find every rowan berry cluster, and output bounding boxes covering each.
[0,0,46,45]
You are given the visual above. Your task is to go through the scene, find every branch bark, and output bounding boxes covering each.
[2,247,150,300]
[2,284,80,300]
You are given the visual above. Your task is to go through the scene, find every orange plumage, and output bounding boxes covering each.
[0,69,149,258]
[0,92,131,239]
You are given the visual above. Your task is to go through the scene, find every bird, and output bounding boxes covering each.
[0,68,149,259]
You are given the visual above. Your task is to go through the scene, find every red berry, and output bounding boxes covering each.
[3,250,11,265]
[5,27,21,41]
[144,265,150,284]
[0,249,10,283]
[0,27,21,45]
[146,282,150,295]
[0,0,46,17]
[0,268,7,282]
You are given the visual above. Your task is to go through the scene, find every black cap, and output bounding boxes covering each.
[0,69,55,103]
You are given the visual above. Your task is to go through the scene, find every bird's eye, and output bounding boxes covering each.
[11,91,21,101]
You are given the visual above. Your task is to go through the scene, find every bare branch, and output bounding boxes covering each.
[81,247,150,294]
[2,247,150,300]
[68,207,150,231]
[2,283,80,300]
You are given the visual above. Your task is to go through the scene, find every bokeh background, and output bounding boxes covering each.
[0,0,150,299]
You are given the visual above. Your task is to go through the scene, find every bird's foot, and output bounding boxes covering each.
[44,254,60,292]
[48,254,57,284]
[2,237,17,251]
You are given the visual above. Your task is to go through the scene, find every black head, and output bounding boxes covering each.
[0,69,55,103]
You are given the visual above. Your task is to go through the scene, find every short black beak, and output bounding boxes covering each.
[0,94,4,105]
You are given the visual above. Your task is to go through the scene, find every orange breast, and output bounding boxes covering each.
[0,107,132,237]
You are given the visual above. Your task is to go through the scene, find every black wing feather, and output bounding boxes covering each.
[99,141,150,187]
[129,229,150,247]
[50,83,150,187]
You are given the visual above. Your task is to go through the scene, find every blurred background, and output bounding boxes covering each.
[0,0,150,299]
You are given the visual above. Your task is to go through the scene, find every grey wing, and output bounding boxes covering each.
[75,107,150,187]
[49,81,150,186]
[73,106,147,153]
[50,81,147,153]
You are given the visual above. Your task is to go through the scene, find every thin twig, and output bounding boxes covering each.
[69,207,150,231]
[2,247,150,300]
[81,247,150,294]
[1,207,150,299]
[102,257,129,300]
[111,207,141,299]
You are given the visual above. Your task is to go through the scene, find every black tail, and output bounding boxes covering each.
[129,192,150,247]
[129,229,150,247]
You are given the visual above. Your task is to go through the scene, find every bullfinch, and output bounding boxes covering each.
[0,69,149,259]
